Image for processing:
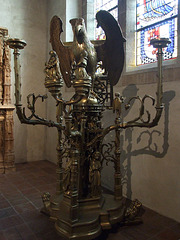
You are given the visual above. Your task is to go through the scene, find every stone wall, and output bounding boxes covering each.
[0,0,48,163]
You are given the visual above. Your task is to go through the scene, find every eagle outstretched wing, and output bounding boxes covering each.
[50,15,73,88]
[95,10,126,86]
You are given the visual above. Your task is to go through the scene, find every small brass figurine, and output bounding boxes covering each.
[89,151,101,197]
[62,157,72,194]
[41,192,51,213]
[124,199,143,224]
[113,92,124,118]
[44,50,62,81]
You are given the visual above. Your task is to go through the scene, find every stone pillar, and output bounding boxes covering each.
[0,27,15,173]
[3,108,15,172]
[3,42,11,105]
[0,112,5,173]
[0,35,3,103]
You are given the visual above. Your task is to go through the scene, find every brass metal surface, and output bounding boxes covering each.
[7,11,169,240]
[95,10,125,86]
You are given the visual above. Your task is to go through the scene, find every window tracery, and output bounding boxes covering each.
[136,0,178,65]
[95,0,118,40]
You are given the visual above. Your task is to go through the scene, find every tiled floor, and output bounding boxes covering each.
[0,160,179,240]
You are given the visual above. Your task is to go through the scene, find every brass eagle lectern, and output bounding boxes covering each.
[7,10,170,240]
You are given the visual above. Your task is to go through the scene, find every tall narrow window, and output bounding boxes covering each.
[95,0,118,40]
[136,0,178,65]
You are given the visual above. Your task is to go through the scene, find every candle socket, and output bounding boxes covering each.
[6,38,27,50]
[150,38,171,49]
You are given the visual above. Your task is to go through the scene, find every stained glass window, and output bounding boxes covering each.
[95,0,118,40]
[136,0,178,65]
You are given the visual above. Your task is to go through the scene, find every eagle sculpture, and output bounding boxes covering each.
[50,16,73,88]
[49,10,125,88]
[69,18,97,82]
[95,10,126,86]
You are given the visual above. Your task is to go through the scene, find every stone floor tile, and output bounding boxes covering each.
[0,207,17,219]
[15,223,36,239]
[27,217,54,235]
[135,218,166,238]
[1,161,179,240]
[170,223,180,234]
[36,183,56,194]
[0,194,6,201]
[18,187,40,197]
[13,202,36,214]
[147,237,159,240]
[156,228,180,240]
[152,213,178,228]
[116,226,150,240]
[7,196,29,206]
[0,231,8,240]
[3,227,22,240]
[0,186,18,195]
[24,192,42,204]
[13,182,32,191]
[0,215,24,230]
[0,200,11,210]
[32,199,43,209]
[36,230,64,240]
[19,209,42,222]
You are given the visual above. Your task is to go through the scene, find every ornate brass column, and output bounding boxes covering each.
[113,93,123,200]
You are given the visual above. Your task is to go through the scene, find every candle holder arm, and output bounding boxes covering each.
[87,96,164,148]
[55,94,83,106]
[15,103,64,129]
[6,38,64,130]
[16,93,64,129]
